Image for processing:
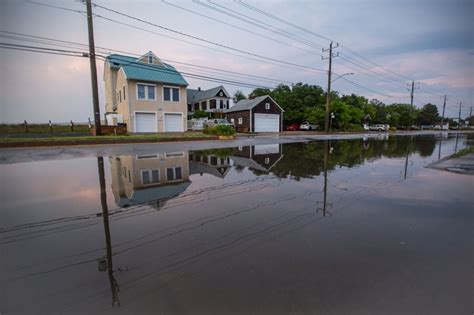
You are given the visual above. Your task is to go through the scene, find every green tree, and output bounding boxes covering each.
[233,90,247,103]
[416,103,439,126]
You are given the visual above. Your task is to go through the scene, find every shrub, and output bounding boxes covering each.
[209,125,235,136]
[193,110,209,119]
[203,124,211,134]
[390,126,397,131]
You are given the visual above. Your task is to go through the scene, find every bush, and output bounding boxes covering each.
[193,110,209,119]
[203,124,211,134]
[211,125,235,136]
[390,127,397,131]
[346,124,364,132]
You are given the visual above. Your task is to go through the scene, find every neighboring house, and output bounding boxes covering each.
[109,152,190,209]
[187,86,231,115]
[104,51,188,133]
[225,95,284,132]
[231,144,284,173]
[189,151,231,178]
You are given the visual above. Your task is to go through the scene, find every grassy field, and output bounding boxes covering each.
[0,132,215,143]
[0,123,91,134]
[450,146,474,158]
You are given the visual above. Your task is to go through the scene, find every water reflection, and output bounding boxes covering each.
[1,134,472,313]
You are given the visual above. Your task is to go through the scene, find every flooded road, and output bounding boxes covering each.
[1,134,473,314]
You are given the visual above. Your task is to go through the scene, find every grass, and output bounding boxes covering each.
[0,123,91,134]
[0,132,215,144]
[450,146,474,158]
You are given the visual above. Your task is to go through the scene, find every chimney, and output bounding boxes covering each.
[198,87,201,91]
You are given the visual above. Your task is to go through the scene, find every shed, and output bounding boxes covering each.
[225,95,284,132]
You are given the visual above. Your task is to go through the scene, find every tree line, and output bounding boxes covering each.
[233,83,469,130]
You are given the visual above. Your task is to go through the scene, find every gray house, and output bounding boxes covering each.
[187,86,231,115]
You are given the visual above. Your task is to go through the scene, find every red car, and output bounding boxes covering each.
[285,123,300,131]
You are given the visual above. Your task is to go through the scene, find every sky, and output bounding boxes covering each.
[0,0,473,123]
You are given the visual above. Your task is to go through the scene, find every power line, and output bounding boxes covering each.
[90,2,326,72]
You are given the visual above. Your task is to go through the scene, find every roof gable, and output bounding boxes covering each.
[187,85,230,103]
[106,53,188,86]
[225,95,284,113]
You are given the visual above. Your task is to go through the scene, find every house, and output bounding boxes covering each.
[103,51,188,133]
[109,152,190,209]
[225,95,284,132]
[189,151,231,178]
[187,86,231,116]
[231,144,284,173]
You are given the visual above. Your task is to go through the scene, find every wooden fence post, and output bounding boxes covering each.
[70,120,74,132]
[24,120,28,133]
[49,120,53,133]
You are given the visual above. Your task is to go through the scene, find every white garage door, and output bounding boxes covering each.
[135,113,157,132]
[164,113,183,132]
[254,114,280,132]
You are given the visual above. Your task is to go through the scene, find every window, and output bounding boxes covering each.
[210,156,218,166]
[210,99,216,109]
[230,118,235,124]
[265,157,270,164]
[137,84,156,100]
[265,102,270,110]
[119,90,122,103]
[226,100,229,109]
[194,103,200,111]
[163,87,180,102]
[220,100,224,109]
[238,117,243,125]
[123,86,126,100]
[167,166,183,181]
[148,55,153,64]
[141,169,160,185]
[201,101,207,110]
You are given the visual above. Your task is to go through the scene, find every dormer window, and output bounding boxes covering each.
[148,55,153,64]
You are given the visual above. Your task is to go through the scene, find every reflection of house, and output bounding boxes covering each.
[231,144,283,172]
[225,95,284,132]
[103,51,188,133]
[189,151,231,178]
[109,152,190,209]
[187,86,231,115]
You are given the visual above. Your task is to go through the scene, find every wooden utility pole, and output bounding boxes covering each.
[86,0,101,135]
[322,42,339,133]
[457,102,462,126]
[440,94,447,129]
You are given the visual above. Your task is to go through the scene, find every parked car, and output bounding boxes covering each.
[206,118,234,128]
[369,124,386,131]
[285,123,300,131]
[300,122,318,131]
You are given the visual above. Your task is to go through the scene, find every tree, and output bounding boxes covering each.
[193,110,209,119]
[233,90,247,103]
[416,103,440,126]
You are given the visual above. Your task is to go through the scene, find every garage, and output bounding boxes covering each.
[254,114,280,132]
[135,112,157,132]
[164,113,183,132]
[225,95,283,133]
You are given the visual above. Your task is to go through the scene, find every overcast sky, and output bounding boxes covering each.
[1,0,472,123]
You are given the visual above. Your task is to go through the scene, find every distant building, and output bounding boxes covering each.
[232,144,283,172]
[103,51,188,133]
[187,86,231,116]
[225,95,284,132]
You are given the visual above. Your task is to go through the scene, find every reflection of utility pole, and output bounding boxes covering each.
[97,157,120,306]
[317,141,332,216]
[404,150,409,180]
[454,133,459,153]
[438,137,443,161]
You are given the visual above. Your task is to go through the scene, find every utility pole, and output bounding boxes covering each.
[457,102,462,126]
[408,81,419,121]
[86,0,101,135]
[322,41,339,133]
[440,94,447,130]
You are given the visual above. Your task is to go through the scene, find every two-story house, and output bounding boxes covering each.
[104,51,188,133]
[186,85,231,116]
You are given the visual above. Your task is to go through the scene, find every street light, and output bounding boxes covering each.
[331,72,354,83]
[330,112,335,132]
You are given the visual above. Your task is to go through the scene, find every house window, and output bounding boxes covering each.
[167,166,183,181]
[265,157,270,164]
[137,84,156,100]
[210,156,218,166]
[226,100,229,109]
[265,102,270,110]
[238,117,243,125]
[141,169,160,185]
[230,118,235,124]
[194,103,200,111]
[201,101,207,110]
[148,55,153,64]
[119,90,122,103]
[210,99,216,109]
[123,86,126,100]
[164,87,180,102]
[220,100,224,109]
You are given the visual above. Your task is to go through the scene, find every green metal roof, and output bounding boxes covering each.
[106,54,188,86]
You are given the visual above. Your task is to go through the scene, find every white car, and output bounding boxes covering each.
[369,124,386,131]
[300,122,318,130]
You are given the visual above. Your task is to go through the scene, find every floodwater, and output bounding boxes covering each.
[1,134,473,314]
